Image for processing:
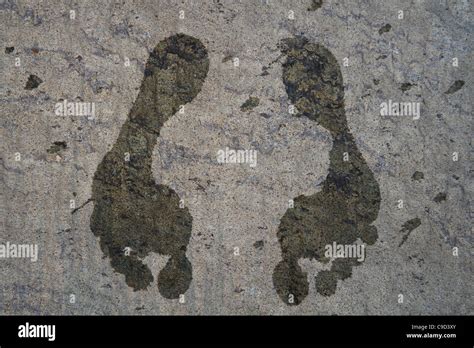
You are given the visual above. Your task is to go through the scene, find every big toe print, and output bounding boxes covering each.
[90,34,209,299]
[273,36,381,305]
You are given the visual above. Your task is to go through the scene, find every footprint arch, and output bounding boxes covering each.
[273,36,381,305]
[90,34,209,299]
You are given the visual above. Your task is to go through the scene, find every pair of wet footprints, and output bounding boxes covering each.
[90,34,381,305]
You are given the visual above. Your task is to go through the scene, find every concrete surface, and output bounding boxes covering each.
[0,0,472,314]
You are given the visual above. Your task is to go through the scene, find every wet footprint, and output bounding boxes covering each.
[90,34,209,298]
[273,36,381,305]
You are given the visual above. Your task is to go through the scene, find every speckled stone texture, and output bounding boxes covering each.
[0,0,472,315]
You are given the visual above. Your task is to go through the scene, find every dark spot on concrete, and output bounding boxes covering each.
[31,47,39,55]
[25,74,43,90]
[260,112,271,119]
[222,54,232,63]
[378,24,392,35]
[71,198,92,215]
[253,240,264,250]
[373,79,380,85]
[90,34,209,299]
[91,80,111,94]
[308,0,323,11]
[273,36,381,305]
[5,46,14,54]
[412,171,424,181]
[434,192,447,203]
[401,82,415,92]
[376,54,387,60]
[398,217,421,247]
[444,80,465,94]
[240,96,259,112]
[47,141,67,154]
